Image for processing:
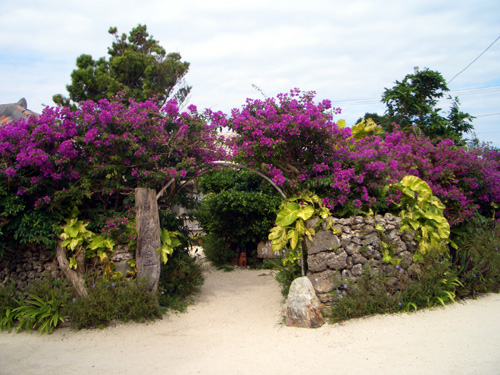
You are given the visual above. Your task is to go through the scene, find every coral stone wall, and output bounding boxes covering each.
[305,213,419,308]
[0,245,63,291]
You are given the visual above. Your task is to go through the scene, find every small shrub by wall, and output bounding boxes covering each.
[305,213,419,308]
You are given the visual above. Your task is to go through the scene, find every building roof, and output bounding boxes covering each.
[0,98,38,125]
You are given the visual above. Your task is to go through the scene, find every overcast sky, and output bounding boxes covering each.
[1,0,499,145]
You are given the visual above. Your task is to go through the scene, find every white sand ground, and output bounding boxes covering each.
[0,266,499,375]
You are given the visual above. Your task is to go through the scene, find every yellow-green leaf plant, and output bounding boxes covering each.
[269,192,331,275]
[60,218,94,269]
[157,228,182,264]
[387,175,454,262]
[60,218,116,275]
[351,118,384,140]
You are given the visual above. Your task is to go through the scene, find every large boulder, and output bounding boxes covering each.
[284,276,325,328]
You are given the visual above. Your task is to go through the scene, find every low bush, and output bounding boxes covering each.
[64,277,161,330]
[157,249,204,312]
[451,217,500,298]
[0,276,72,333]
[201,232,237,268]
[328,258,458,323]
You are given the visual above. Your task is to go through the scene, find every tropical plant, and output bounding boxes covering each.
[269,192,331,274]
[0,96,224,250]
[387,175,452,261]
[11,291,66,334]
[158,228,182,264]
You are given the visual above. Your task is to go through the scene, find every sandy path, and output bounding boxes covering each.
[1,267,499,375]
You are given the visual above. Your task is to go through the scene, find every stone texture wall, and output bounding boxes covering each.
[305,213,418,308]
[0,245,63,291]
[1,244,134,292]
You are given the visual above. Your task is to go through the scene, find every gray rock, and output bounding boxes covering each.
[352,264,363,277]
[362,232,380,246]
[341,269,353,280]
[352,253,368,265]
[284,277,325,328]
[326,250,348,270]
[308,252,331,272]
[345,242,360,255]
[305,230,340,255]
[308,270,340,293]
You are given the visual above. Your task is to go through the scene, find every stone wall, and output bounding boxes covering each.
[305,213,418,308]
[0,244,134,292]
[0,245,63,291]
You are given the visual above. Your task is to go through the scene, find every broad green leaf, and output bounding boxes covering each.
[89,235,105,250]
[401,175,432,196]
[276,202,301,226]
[288,229,299,250]
[68,239,80,251]
[297,205,314,221]
[69,257,78,269]
[337,119,346,128]
[305,227,315,242]
[409,220,420,231]
[295,219,305,235]
[66,226,79,238]
[269,226,284,240]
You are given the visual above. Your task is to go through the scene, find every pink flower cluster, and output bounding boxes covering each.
[208,89,500,226]
[0,97,227,215]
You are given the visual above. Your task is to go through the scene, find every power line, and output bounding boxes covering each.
[334,85,500,107]
[448,35,500,84]
[475,113,500,118]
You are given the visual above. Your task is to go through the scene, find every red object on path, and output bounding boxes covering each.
[238,252,247,268]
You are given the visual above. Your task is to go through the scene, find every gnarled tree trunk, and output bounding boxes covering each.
[135,187,161,292]
[55,242,88,297]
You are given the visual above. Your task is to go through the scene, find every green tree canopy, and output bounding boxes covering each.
[380,68,474,144]
[196,169,281,262]
[53,25,190,107]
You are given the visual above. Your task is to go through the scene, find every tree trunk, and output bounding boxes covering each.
[55,242,88,297]
[135,187,161,292]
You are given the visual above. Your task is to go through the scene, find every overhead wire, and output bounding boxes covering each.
[448,35,500,84]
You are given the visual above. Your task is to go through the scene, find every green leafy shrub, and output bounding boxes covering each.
[1,277,73,334]
[452,216,500,298]
[201,232,236,268]
[328,274,401,323]
[65,277,161,329]
[197,169,281,267]
[157,249,204,311]
[387,175,452,261]
[0,282,21,332]
[12,291,66,334]
[329,257,460,323]
[400,259,460,310]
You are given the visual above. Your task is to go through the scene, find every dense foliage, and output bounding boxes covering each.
[381,68,474,143]
[53,25,190,107]
[1,80,499,330]
[0,97,225,251]
[197,169,281,266]
[208,89,500,226]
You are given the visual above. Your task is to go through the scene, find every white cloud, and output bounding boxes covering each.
[1,0,499,144]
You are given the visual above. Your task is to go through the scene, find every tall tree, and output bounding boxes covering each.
[381,68,474,144]
[53,25,190,107]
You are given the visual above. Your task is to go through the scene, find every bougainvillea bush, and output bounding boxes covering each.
[208,89,500,226]
[0,97,225,251]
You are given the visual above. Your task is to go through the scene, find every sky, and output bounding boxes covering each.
[1,0,499,145]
